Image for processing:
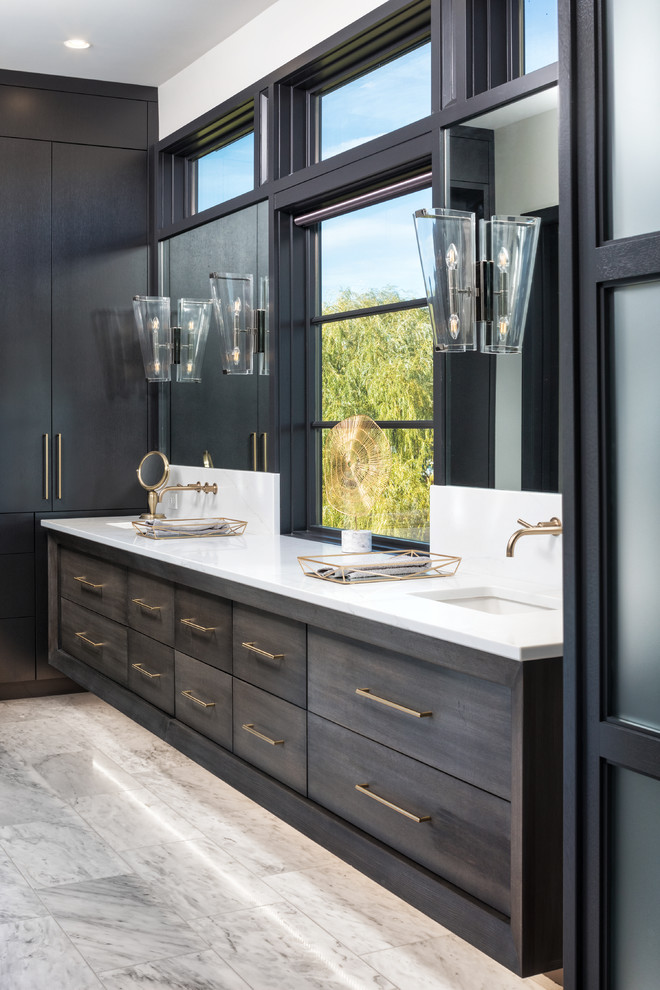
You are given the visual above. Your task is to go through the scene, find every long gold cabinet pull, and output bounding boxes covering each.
[251,432,257,471]
[75,632,105,649]
[180,689,215,708]
[56,433,62,500]
[132,598,162,612]
[132,663,162,679]
[355,783,431,823]
[242,641,284,661]
[355,688,432,719]
[180,618,215,633]
[74,576,105,591]
[261,432,268,472]
[242,723,284,746]
[43,434,49,500]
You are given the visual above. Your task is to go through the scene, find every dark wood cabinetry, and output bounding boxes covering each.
[0,72,156,696]
[47,531,562,978]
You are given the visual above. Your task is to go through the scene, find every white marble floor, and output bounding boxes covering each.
[0,692,562,990]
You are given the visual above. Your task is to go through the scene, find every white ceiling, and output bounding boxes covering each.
[0,0,279,87]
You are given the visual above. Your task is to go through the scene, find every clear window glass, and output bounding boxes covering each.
[319,43,432,161]
[523,0,558,74]
[196,132,254,213]
[320,188,432,314]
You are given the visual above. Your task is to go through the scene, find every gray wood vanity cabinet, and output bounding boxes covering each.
[47,531,562,979]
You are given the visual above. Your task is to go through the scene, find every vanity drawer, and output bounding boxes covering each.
[175,587,232,671]
[308,628,511,799]
[127,571,174,645]
[174,651,232,749]
[308,713,511,915]
[233,605,306,706]
[61,598,127,685]
[233,680,307,795]
[59,547,126,623]
[127,629,175,714]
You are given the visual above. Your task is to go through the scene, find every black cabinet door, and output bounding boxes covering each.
[51,143,148,510]
[0,138,52,511]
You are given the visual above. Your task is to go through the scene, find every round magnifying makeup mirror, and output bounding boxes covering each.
[136,450,170,518]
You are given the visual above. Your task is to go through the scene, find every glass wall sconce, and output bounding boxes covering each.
[209,272,255,375]
[257,274,270,376]
[133,295,172,381]
[174,298,213,382]
[414,208,476,352]
[414,209,540,355]
[478,215,540,354]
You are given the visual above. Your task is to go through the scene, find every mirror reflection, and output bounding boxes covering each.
[447,87,559,491]
[160,201,269,470]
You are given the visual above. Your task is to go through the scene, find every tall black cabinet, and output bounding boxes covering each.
[0,72,157,697]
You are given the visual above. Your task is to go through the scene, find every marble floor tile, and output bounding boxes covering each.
[99,949,251,990]
[31,748,142,804]
[362,932,549,990]
[120,837,282,920]
[0,716,90,764]
[195,902,397,990]
[131,764,260,829]
[72,788,205,853]
[198,808,338,878]
[0,850,50,924]
[0,817,131,888]
[38,874,207,973]
[0,752,74,827]
[266,863,445,955]
[0,915,103,990]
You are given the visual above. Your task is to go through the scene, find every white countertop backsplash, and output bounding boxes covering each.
[43,506,563,662]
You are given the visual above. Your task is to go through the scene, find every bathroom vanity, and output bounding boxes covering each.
[45,518,562,978]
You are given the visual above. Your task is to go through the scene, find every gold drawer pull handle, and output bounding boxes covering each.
[74,576,104,591]
[180,618,216,633]
[355,688,432,719]
[132,598,162,612]
[242,642,285,661]
[180,689,215,708]
[75,632,105,649]
[242,723,284,746]
[132,663,162,679]
[355,783,431,823]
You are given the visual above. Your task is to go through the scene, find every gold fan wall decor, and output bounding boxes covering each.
[324,415,391,551]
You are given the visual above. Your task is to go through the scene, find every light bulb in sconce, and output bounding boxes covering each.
[446,242,460,340]
[496,245,510,342]
[151,317,161,374]
[186,319,195,373]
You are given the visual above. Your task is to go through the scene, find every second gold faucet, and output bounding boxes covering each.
[506,517,562,557]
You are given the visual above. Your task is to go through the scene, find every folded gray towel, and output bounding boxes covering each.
[316,556,433,582]
[144,519,231,536]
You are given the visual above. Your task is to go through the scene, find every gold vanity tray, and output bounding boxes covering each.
[133,517,247,539]
[298,549,461,585]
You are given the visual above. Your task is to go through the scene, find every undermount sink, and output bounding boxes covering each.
[412,586,561,615]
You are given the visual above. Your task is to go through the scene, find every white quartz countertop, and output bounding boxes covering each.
[42,517,563,662]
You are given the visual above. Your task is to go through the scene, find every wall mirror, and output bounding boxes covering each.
[445,86,559,491]
[160,201,269,471]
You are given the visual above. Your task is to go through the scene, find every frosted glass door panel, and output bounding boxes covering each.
[610,767,660,989]
[609,283,660,731]
[606,0,660,239]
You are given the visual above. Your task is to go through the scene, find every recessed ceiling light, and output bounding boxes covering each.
[64,39,91,50]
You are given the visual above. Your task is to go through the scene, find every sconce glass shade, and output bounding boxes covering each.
[414,208,476,352]
[479,215,541,354]
[132,296,172,381]
[209,272,254,375]
[175,298,213,383]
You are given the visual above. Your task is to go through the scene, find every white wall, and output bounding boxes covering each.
[159,0,387,140]
[494,108,559,216]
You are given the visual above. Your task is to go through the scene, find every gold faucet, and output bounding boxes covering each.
[145,481,218,519]
[506,517,562,557]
